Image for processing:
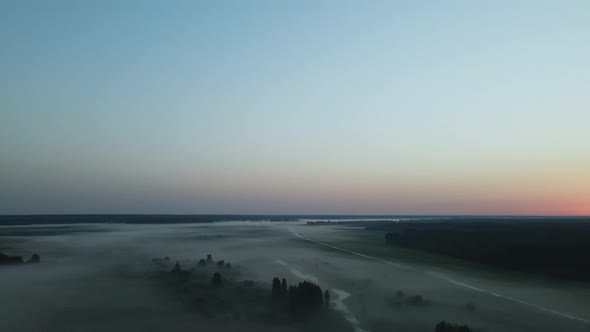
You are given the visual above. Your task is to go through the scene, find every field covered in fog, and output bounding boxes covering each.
[1,221,589,332]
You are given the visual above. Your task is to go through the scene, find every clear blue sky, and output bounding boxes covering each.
[1,1,589,215]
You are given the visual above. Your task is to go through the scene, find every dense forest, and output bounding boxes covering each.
[381,221,590,281]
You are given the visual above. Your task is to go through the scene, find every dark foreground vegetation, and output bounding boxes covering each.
[152,254,352,332]
[381,220,590,281]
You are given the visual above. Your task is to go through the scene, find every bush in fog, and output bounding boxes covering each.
[26,254,40,264]
[0,252,24,264]
[211,272,222,287]
[435,321,471,332]
[405,295,430,306]
[173,261,181,273]
[388,292,430,308]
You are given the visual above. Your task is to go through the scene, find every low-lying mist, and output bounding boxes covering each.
[1,222,589,332]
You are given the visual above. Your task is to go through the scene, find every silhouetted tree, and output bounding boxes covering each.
[324,289,331,306]
[198,259,206,266]
[211,272,222,287]
[272,277,281,301]
[216,260,225,268]
[281,278,288,298]
[206,254,214,264]
[225,263,231,269]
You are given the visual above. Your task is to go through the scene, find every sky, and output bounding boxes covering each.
[1,0,589,215]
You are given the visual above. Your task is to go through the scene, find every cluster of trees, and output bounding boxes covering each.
[271,277,288,301]
[389,290,431,308]
[383,221,590,280]
[288,281,324,313]
[271,277,330,314]
[198,254,232,269]
[169,255,229,287]
[435,321,471,332]
[0,252,40,265]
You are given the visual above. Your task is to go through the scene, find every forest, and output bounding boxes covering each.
[382,220,590,281]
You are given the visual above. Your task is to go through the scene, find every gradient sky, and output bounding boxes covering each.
[1,1,589,215]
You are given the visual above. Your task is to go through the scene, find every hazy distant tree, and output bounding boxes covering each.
[211,272,222,287]
[324,289,331,306]
[281,278,288,298]
[173,261,181,273]
[225,263,231,269]
[198,259,206,267]
[206,254,214,264]
[272,277,281,301]
[216,260,225,268]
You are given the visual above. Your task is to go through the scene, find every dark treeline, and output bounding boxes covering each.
[383,221,590,280]
[0,214,350,225]
[6,214,585,226]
